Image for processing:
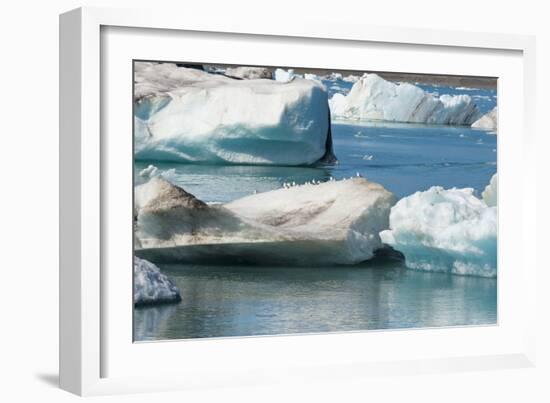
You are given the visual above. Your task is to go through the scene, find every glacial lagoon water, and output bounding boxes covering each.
[134,261,497,341]
[133,82,498,341]
[134,121,497,202]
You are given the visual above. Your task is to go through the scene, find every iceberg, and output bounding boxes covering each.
[224,66,272,80]
[342,74,360,83]
[137,164,176,183]
[134,62,335,166]
[135,176,395,265]
[380,185,497,277]
[304,73,323,83]
[324,72,343,81]
[482,173,498,207]
[329,73,481,125]
[134,256,181,306]
[273,68,296,83]
[472,107,497,131]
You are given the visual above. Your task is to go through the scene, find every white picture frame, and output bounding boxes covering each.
[59,6,537,396]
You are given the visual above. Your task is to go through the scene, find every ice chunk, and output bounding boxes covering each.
[324,72,343,81]
[224,66,272,80]
[137,164,176,183]
[482,173,498,207]
[304,73,323,84]
[329,73,481,125]
[472,107,497,131]
[380,186,497,277]
[342,74,360,83]
[135,177,395,265]
[134,62,334,166]
[134,256,181,306]
[273,68,295,83]
[139,164,158,178]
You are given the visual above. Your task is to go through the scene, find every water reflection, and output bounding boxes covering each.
[134,304,178,341]
[134,263,497,341]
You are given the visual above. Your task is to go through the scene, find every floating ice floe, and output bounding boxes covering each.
[137,164,177,185]
[139,164,158,178]
[471,107,497,132]
[134,256,181,306]
[324,72,343,81]
[380,180,497,277]
[273,68,296,83]
[134,176,395,266]
[455,86,480,91]
[482,173,497,207]
[134,62,335,165]
[329,73,481,125]
[342,75,360,83]
[304,73,323,83]
[224,66,272,80]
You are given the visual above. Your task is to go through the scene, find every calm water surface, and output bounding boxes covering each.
[134,261,497,341]
[135,121,497,202]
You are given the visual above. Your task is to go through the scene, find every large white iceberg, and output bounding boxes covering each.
[472,107,497,131]
[134,62,334,165]
[329,73,481,125]
[134,256,181,306]
[134,176,395,265]
[380,185,497,277]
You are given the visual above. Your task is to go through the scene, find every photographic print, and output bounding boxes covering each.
[132,61,497,341]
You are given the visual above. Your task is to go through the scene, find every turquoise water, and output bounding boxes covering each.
[133,82,498,341]
[134,121,496,201]
[134,261,497,341]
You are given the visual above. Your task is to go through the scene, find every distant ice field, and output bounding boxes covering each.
[324,78,497,115]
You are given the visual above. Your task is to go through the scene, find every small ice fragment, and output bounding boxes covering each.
[139,164,158,178]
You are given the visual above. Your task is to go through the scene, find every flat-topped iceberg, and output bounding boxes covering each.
[134,176,267,248]
[135,176,395,265]
[472,107,497,131]
[134,256,181,306]
[329,73,481,125]
[134,62,335,166]
[380,184,497,277]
